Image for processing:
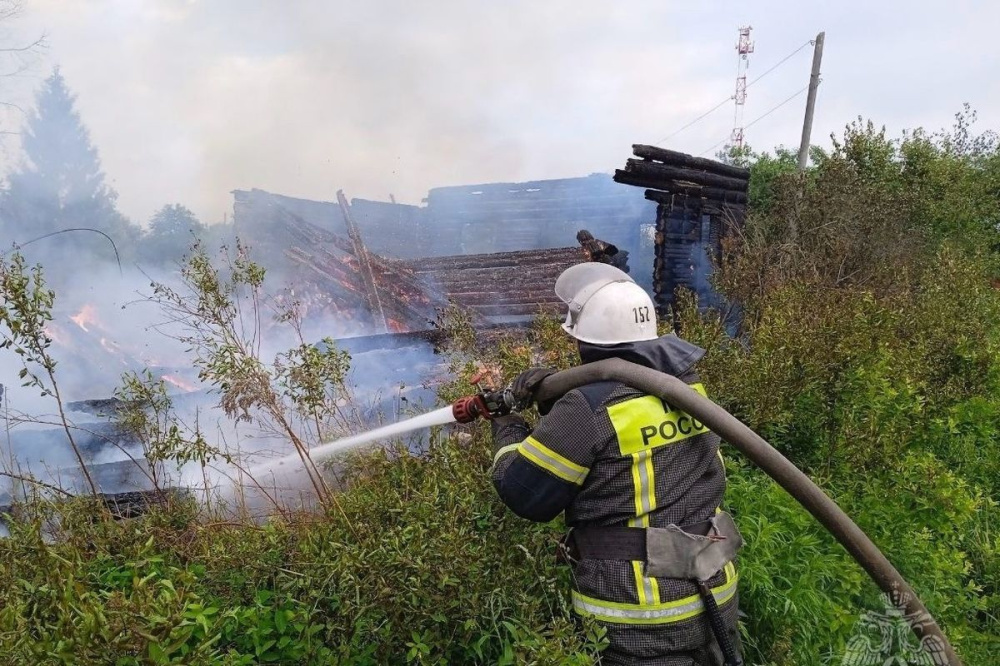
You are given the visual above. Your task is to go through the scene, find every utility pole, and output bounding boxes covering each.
[797,31,825,170]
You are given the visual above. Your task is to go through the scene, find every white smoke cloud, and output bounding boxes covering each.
[2,0,995,506]
[1,0,994,227]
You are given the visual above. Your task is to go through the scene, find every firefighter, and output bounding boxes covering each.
[490,263,742,665]
[577,229,631,274]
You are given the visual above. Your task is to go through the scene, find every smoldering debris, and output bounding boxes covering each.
[2,157,752,516]
[614,144,749,314]
[232,187,588,331]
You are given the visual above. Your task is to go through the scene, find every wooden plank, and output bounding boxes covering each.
[407,247,580,272]
[470,302,564,317]
[447,290,558,306]
[337,190,388,334]
[631,145,750,180]
[645,187,748,206]
[624,160,749,192]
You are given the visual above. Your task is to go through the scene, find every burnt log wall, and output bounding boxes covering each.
[614,145,749,314]
[410,247,582,319]
[420,174,648,258]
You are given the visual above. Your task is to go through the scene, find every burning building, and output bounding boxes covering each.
[231,183,613,330]
[1,150,746,510]
[613,145,749,314]
[234,157,746,328]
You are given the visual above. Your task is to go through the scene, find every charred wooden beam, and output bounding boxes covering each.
[446,291,559,307]
[333,320,534,356]
[622,160,749,192]
[0,489,187,523]
[631,144,750,180]
[615,170,698,194]
[429,267,572,287]
[470,302,564,317]
[337,190,388,334]
[68,397,124,416]
[644,187,748,206]
[102,489,187,520]
[408,247,581,272]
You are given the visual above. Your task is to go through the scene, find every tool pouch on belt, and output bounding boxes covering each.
[645,511,743,581]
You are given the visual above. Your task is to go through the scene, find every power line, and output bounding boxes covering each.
[5,227,123,274]
[653,96,733,145]
[699,135,734,160]
[653,39,813,146]
[744,85,809,130]
[746,40,812,89]
[699,85,809,157]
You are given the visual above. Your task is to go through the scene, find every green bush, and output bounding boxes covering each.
[0,435,605,665]
[3,113,1000,664]
[673,115,1000,664]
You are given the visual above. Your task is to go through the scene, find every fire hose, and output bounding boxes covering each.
[453,358,961,665]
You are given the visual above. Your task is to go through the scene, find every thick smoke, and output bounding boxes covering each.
[9,1,1000,226]
[0,247,443,504]
[0,58,449,508]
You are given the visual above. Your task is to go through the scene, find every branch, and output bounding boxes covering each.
[0,34,46,53]
[0,471,74,498]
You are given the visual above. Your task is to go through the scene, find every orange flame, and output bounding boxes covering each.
[161,373,199,393]
[70,304,101,332]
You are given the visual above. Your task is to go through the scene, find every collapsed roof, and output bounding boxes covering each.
[232,186,600,332]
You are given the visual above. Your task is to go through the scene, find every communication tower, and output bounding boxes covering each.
[731,25,754,149]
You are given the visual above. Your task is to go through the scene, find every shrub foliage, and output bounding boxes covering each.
[1,113,1000,663]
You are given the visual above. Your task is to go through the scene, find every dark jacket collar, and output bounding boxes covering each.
[577,333,706,377]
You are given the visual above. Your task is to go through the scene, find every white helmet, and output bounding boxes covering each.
[554,263,658,345]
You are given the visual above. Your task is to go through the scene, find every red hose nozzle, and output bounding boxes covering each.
[452,395,488,423]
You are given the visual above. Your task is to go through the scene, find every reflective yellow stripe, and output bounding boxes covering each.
[724,560,736,580]
[607,383,709,457]
[492,443,520,467]
[573,564,738,625]
[632,561,649,604]
[628,449,658,601]
[643,451,656,515]
[627,442,657,528]
[628,451,648,527]
[517,436,589,485]
[632,560,660,606]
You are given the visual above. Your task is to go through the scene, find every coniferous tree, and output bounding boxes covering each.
[1,68,137,266]
[140,204,205,263]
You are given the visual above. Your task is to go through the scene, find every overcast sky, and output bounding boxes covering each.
[1,0,997,225]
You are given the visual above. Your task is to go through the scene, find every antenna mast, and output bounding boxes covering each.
[731,25,754,149]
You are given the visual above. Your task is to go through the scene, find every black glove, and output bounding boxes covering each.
[511,367,555,413]
[491,413,529,448]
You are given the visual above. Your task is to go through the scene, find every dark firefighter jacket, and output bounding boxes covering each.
[491,334,738,662]
[581,238,630,274]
